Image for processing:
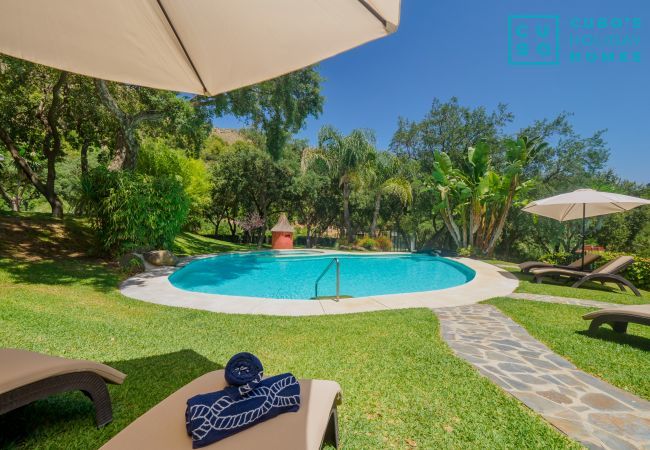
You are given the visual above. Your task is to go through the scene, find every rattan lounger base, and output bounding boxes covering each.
[0,371,114,427]
[584,306,650,334]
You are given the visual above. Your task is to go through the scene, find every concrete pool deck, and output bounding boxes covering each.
[119,252,518,316]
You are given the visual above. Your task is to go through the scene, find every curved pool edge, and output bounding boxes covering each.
[118,253,519,316]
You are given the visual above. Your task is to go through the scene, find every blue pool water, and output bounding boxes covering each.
[169,252,475,300]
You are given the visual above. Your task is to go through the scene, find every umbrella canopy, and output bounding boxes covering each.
[0,0,400,95]
[522,188,650,268]
[522,189,650,222]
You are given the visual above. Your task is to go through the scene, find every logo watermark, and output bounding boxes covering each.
[508,15,641,65]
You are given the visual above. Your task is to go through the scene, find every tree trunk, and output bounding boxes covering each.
[0,125,64,218]
[485,184,517,255]
[94,79,162,171]
[306,225,312,248]
[0,183,16,211]
[342,181,352,241]
[80,140,89,175]
[370,192,381,237]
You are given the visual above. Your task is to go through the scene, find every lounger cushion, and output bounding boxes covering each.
[101,370,341,450]
[518,261,553,271]
[0,348,126,395]
[529,268,589,277]
[583,305,650,321]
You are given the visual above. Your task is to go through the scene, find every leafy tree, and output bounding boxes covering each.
[94,80,210,170]
[0,56,68,217]
[210,142,293,246]
[302,126,376,241]
[365,152,412,236]
[391,97,513,169]
[208,67,323,159]
[432,136,546,255]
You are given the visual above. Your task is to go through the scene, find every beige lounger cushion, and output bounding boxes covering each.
[519,254,600,272]
[101,370,341,450]
[583,305,650,321]
[0,348,126,395]
[529,267,589,277]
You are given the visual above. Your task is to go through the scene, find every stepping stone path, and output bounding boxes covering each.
[508,292,621,309]
[435,304,650,449]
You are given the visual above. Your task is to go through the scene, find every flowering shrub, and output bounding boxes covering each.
[375,235,393,251]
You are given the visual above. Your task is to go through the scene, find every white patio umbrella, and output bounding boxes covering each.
[522,188,650,269]
[0,0,400,95]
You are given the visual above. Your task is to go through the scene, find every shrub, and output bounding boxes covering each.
[81,167,189,256]
[355,236,378,250]
[375,235,393,251]
[138,139,211,230]
[539,252,574,265]
[457,246,474,257]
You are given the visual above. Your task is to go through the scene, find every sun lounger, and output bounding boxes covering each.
[100,369,341,450]
[0,348,126,427]
[530,255,641,297]
[583,305,650,334]
[519,253,601,273]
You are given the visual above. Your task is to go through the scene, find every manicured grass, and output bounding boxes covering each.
[0,258,576,449]
[484,259,650,305]
[487,298,650,401]
[172,232,255,256]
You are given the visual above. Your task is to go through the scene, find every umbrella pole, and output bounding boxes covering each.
[581,204,586,270]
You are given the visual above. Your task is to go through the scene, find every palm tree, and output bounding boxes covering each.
[301,126,374,241]
[366,152,413,237]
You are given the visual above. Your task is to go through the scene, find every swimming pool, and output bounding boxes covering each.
[169,252,476,300]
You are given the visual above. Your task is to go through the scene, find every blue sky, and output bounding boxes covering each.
[216,0,649,183]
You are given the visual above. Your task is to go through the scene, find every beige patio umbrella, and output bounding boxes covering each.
[522,188,650,268]
[0,0,400,95]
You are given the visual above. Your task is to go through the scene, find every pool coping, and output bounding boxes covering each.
[119,251,518,316]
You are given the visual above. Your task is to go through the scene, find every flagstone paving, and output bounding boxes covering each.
[435,304,650,449]
[508,292,620,308]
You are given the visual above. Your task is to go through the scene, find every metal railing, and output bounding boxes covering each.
[314,257,340,300]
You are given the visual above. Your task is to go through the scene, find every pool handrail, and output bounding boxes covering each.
[314,258,340,301]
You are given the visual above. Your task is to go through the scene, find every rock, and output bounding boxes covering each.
[118,253,145,275]
[144,250,179,267]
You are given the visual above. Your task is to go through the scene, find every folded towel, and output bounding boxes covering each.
[224,352,264,398]
[186,373,301,448]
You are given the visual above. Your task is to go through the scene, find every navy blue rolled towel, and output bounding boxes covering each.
[186,373,301,448]
[224,352,264,398]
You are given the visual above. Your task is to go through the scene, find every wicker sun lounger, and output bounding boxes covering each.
[530,256,641,297]
[583,305,650,334]
[519,253,601,273]
[0,348,126,428]
[101,369,341,450]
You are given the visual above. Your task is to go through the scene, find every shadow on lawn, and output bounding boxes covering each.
[576,329,650,352]
[0,258,118,293]
[0,350,221,448]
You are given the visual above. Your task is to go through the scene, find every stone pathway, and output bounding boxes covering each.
[435,304,650,449]
[508,292,620,309]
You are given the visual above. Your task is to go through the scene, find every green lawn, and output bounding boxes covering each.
[0,256,576,449]
[485,259,650,305]
[487,298,650,401]
[172,231,255,256]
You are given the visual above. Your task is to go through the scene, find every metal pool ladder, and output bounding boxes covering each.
[314,257,340,301]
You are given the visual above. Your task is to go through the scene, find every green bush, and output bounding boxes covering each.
[81,167,189,256]
[355,236,378,250]
[375,235,393,251]
[457,246,474,257]
[539,252,573,265]
[138,139,211,230]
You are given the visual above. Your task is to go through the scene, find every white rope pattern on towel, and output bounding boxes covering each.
[188,375,300,440]
[238,372,263,397]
